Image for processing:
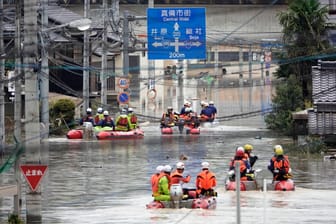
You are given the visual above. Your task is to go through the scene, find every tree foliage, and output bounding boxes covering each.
[277,0,329,100]
[266,0,332,135]
[49,98,76,127]
[265,75,303,135]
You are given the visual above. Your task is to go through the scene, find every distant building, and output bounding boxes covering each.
[308,61,336,143]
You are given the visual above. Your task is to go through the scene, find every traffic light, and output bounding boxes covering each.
[165,65,172,76]
[176,60,183,77]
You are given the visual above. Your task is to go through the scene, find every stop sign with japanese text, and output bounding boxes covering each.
[20,165,48,192]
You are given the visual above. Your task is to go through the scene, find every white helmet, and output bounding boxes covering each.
[200,101,205,106]
[203,102,209,107]
[86,108,92,113]
[97,107,103,113]
[156,165,164,173]
[176,162,185,169]
[202,161,209,169]
[209,101,214,105]
[103,110,109,116]
[163,165,172,172]
[128,107,133,112]
[236,146,245,153]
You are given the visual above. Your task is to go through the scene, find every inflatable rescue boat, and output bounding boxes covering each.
[146,184,216,209]
[96,128,144,140]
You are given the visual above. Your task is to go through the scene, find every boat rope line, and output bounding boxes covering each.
[136,107,273,123]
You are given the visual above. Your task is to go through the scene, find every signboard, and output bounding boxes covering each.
[20,165,48,192]
[117,92,130,104]
[117,77,129,89]
[147,8,206,60]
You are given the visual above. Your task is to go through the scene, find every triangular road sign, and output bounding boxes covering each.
[20,165,48,192]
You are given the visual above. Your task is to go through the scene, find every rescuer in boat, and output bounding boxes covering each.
[180,108,200,129]
[208,101,217,120]
[79,108,95,126]
[160,106,178,128]
[243,144,258,168]
[127,108,138,130]
[171,162,196,199]
[115,109,132,131]
[228,147,252,181]
[94,107,104,125]
[196,162,217,197]
[97,110,115,130]
[154,165,172,201]
[179,101,191,115]
[151,165,164,197]
[171,162,191,184]
[268,145,293,181]
[199,102,214,122]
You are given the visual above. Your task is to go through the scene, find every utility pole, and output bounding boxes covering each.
[24,0,42,222]
[0,0,5,152]
[239,41,243,87]
[123,10,130,77]
[83,0,90,114]
[100,0,107,106]
[14,0,23,217]
[15,0,22,142]
[40,0,49,138]
[148,0,155,105]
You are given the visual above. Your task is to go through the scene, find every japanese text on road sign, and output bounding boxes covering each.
[147,8,206,60]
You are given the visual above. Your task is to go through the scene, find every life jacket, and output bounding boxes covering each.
[83,115,93,122]
[170,170,190,184]
[232,159,247,174]
[94,114,104,124]
[117,116,129,126]
[196,169,216,191]
[273,156,290,174]
[170,170,183,184]
[162,112,175,121]
[102,116,113,126]
[151,173,161,194]
[130,114,137,124]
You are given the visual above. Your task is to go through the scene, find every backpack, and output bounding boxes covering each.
[118,117,128,126]
[130,115,137,124]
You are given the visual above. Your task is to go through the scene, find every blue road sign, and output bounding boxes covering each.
[118,92,130,104]
[147,8,206,60]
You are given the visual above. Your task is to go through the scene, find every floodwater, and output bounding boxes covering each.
[1,85,336,223]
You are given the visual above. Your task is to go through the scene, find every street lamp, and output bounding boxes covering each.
[41,18,92,32]
[39,18,92,138]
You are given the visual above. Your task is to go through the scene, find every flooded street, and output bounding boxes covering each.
[5,123,334,223]
[1,85,336,223]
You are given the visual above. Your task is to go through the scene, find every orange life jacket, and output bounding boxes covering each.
[170,170,191,184]
[273,156,290,173]
[196,169,216,191]
[232,159,247,173]
[151,173,161,194]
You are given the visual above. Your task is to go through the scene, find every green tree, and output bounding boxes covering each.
[277,0,329,100]
[50,99,76,129]
[265,75,303,135]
